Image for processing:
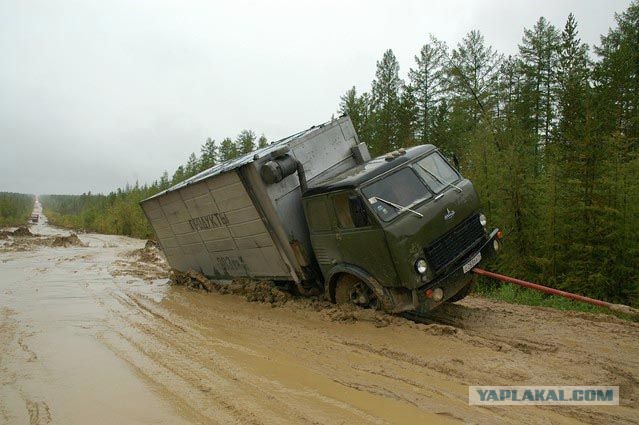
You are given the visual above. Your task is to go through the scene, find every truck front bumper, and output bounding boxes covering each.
[412,228,500,313]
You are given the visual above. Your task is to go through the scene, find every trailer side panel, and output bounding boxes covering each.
[142,171,292,280]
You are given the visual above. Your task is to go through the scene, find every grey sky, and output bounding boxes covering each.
[0,0,631,195]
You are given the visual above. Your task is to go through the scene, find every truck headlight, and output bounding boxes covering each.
[479,213,487,227]
[415,258,428,274]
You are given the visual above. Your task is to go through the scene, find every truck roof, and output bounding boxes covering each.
[142,116,349,203]
[303,144,436,197]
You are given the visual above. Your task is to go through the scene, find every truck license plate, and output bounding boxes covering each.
[462,252,482,274]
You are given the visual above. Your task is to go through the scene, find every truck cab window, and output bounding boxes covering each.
[333,193,355,228]
[362,168,431,222]
[414,152,460,193]
[306,197,332,232]
[333,193,370,229]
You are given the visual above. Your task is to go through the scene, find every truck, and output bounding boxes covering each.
[140,116,501,313]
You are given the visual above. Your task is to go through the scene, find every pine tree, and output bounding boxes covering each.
[447,30,502,223]
[257,134,268,149]
[490,56,541,269]
[408,36,448,144]
[552,13,601,294]
[339,86,371,143]
[449,30,503,124]
[370,49,404,154]
[172,165,185,184]
[593,2,639,303]
[594,2,639,140]
[236,130,256,155]
[429,99,455,154]
[159,171,170,189]
[200,137,218,170]
[397,83,418,147]
[185,152,199,177]
[518,17,560,147]
[219,137,238,162]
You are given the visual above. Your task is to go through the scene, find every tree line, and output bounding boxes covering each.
[41,2,638,305]
[339,5,638,305]
[170,130,268,185]
[0,192,34,227]
[41,129,269,238]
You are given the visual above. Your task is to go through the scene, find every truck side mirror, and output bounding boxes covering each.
[348,196,370,227]
[452,154,460,169]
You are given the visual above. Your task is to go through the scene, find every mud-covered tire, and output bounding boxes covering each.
[334,274,378,309]
[447,280,474,303]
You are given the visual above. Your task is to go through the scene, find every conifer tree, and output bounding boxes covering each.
[257,134,268,149]
[339,86,371,143]
[408,36,448,144]
[185,152,199,177]
[370,49,404,154]
[200,138,218,170]
[159,171,170,190]
[593,2,639,303]
[236,130,256,155]
[449,30,502,123]
[552,13,598,293]
[219,137,238,162]
[518,17,560,146]
[171,165,185,184]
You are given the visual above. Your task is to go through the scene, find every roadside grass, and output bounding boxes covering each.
[473,279,638,321]
[0,192,34,228]
[42,203,153,239]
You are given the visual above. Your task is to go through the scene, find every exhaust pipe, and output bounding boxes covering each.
[295,159,307,193]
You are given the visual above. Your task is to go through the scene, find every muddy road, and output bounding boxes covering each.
[1,218,638,424]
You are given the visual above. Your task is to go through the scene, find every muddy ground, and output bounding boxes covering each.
[0,218,637,424]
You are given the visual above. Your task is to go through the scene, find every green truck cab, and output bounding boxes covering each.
[302,144,501,313]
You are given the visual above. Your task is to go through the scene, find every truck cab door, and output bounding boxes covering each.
[304,195,341,280]
[330,192,398,286]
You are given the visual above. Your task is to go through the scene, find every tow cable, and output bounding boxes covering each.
[472,267,639,318]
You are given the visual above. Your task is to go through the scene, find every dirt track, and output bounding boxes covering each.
[0,218,637,424]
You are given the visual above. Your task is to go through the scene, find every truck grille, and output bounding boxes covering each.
[424,214,485,273]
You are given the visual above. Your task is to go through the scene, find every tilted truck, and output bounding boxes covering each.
[140,116,501,313]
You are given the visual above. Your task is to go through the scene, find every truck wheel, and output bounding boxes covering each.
[447,279,474,303]
[334,274,378,309]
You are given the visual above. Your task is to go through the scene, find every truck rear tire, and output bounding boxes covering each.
[334,274,378,309]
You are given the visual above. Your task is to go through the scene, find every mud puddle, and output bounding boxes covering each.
[1,218,638,424]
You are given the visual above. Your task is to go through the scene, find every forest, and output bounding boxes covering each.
[41,3,638,306]
[0,192,34,227]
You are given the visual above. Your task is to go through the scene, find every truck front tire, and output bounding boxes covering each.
[334,274,379,309]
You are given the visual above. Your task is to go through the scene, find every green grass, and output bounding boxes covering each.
[473,279,637,321]
[41,194,153,239]
[0,192,34,227]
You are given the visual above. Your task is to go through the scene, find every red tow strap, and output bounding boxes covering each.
[472,268,612,309]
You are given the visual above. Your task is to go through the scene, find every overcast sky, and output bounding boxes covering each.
[0,0,631,195]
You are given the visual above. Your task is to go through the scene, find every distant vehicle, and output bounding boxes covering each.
[141,116,501,313]
[30,214,39,224]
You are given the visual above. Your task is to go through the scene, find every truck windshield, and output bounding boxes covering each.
[413,152,460,193]
[362,168,432,221]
